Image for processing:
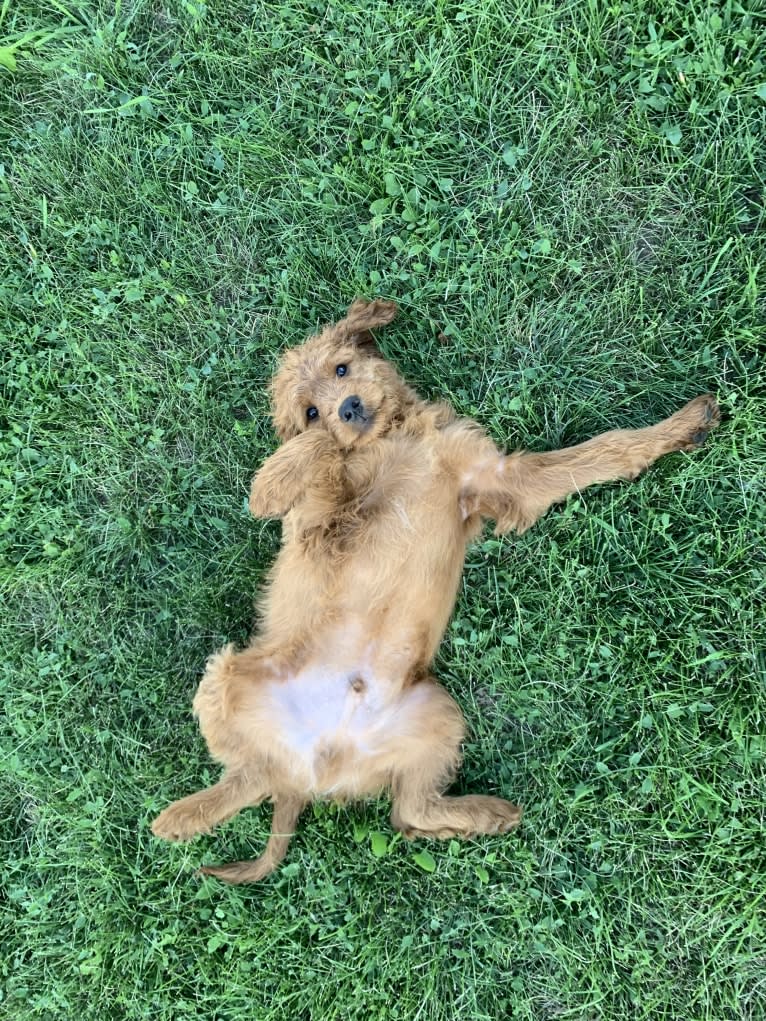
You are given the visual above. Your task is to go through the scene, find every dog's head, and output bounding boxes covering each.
[270,299,416,448]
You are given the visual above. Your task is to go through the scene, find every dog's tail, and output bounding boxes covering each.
[198,795,305,885]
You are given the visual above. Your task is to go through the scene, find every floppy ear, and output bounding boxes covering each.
[341,298,398,352]
[269,378,300,443]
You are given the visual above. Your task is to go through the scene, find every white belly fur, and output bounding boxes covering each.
[264,665,424,794]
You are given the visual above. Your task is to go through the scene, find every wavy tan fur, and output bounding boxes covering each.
[152,299,720,883]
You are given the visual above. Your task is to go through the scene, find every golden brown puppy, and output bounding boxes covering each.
[152,299,720,883]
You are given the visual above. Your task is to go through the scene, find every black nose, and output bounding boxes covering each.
[339,395,365,422]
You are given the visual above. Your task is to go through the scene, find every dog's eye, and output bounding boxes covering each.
[335,364,348,378]
[306,406,319,421]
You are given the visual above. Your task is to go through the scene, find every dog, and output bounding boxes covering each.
[152,299,720,883]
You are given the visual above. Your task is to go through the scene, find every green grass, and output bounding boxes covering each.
[1,1,764,1018]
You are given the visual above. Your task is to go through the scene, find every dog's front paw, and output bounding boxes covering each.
[671,394,721,451]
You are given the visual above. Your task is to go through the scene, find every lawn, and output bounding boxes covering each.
[1,1,764,1018]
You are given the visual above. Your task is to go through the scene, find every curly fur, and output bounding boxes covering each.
[152,299,720,883]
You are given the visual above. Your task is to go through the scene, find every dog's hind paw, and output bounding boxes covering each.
[197,856,276,884]
[151,802,210,843]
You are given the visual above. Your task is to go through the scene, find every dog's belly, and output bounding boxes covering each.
[265,662,425,797]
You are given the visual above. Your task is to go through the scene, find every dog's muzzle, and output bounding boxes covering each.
[338,395,370,429]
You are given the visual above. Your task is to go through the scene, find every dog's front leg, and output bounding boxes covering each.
[248,431,342,518]
[451,394,720,534]
[497,394,720,532]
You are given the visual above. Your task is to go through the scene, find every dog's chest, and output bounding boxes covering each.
[348,436,444,517]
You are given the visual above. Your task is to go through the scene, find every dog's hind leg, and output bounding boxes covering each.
[151,769,267,843]
[392,790,522,840]
[387,680,522,841]
[197,794,306,884]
